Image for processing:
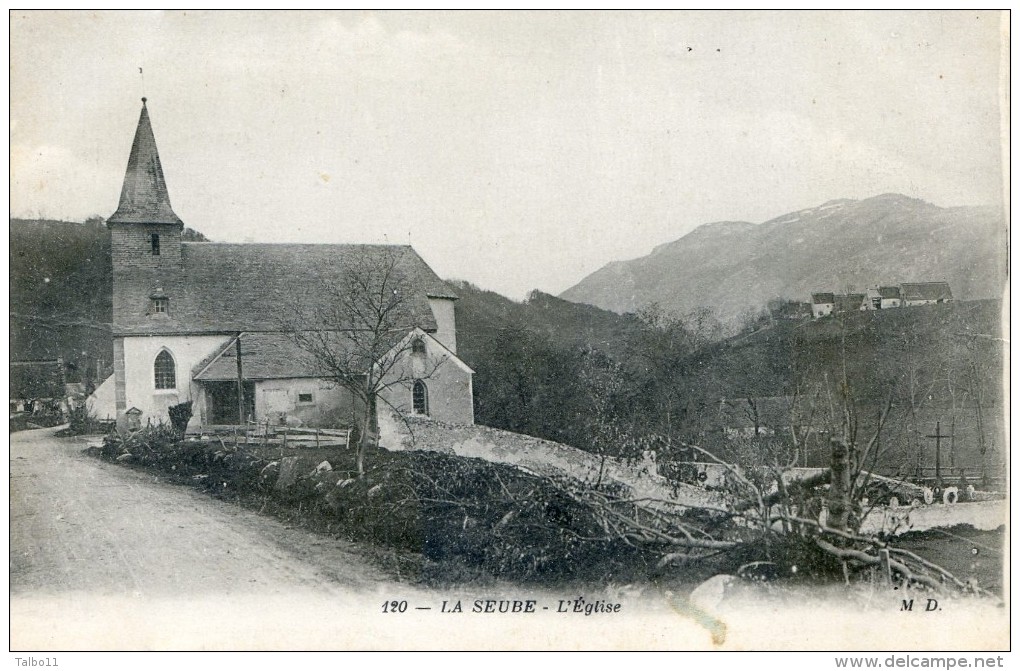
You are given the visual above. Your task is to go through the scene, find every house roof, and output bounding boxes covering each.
[192,328,471,381]
[811,292,834,304]
[878,286,902,300]
[107,100,182,226]
[900,282,952,302]
[194,332,345,381]
[834,293,865,311]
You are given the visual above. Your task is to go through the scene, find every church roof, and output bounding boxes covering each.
[108,99,459,337]
[113,242,457,335]
[107,99,183,226]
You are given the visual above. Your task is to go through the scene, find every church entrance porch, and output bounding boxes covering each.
[204,381,255,425]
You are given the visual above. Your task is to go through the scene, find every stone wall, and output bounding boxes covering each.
[380,413,719,509]
[860,499,1006,536]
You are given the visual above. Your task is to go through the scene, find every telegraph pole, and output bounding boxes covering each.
[236,334,245,425]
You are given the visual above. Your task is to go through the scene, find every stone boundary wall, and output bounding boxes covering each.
[379,412,721,509]
[860,499,1006,536]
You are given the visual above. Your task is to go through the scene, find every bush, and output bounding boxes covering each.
[10,412,64,432]
[168,401,193,437]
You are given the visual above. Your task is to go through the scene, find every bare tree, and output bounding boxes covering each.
[285,249,445,476]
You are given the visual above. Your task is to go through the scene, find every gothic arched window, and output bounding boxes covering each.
[154,350,176,390]
[412,380,429,415]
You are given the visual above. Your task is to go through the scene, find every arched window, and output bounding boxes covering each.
[154,350,176,390]
[411,337,426,356]
[412,380,429,415]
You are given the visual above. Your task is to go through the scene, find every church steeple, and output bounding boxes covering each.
[108,98,182,227]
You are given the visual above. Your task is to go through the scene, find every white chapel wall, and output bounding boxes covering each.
[121,334,232,427]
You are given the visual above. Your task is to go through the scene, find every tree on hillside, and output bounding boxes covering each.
[285,249,445,476]
[576,347,641,488]
[625,304,724,447]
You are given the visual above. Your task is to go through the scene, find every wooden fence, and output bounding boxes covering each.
[201,423,352,450]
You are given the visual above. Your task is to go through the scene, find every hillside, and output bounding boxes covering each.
[10,219,113,384]
[448,280,644,445]
[678,299,1006,471]
[9,218,207,386]
[450,281,642,365]
[560,194,1007,322]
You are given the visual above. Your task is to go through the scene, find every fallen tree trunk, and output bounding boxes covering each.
[815,538,941,591]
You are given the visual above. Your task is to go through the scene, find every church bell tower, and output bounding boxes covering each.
[108,98,184,325]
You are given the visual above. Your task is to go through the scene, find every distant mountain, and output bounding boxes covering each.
[560,194,1007,323]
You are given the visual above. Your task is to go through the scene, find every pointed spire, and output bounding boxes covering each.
[108,98,182,226]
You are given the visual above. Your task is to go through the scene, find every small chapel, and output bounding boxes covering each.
[105,98,474,431]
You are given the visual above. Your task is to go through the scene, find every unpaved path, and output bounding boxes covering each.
[9,427,428,649]
[10,427,389,597]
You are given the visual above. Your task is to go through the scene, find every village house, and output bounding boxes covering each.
[809,283,948,318]
[810,293,835,319]
[900,281,953,306]
[876,286,903,309]
[98,99,474,432]
[834,293,866,313]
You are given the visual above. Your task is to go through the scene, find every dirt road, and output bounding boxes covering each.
[11,427,391,596]
[9,428,1008,652]
[9,427,418,649]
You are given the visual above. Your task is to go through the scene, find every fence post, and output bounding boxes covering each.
[316,428,320,449]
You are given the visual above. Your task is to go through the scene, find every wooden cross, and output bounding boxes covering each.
[926,421,951,486]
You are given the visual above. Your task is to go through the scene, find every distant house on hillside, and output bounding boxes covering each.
[810,282,947,318]
[900,282,953,306]
[811,293,835,319]
[834,293,866,313]
[877,286,902,309]
[863,288,881,310]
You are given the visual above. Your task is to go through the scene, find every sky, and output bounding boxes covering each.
[10,11,1007,299]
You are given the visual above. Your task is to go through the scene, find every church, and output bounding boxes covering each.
[105,98,474,432]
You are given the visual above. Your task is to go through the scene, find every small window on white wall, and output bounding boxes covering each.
[297,392,314,404]
[412,380,428,415]
[154,350,176,390]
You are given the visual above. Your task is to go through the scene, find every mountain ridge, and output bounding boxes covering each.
[561,194,1006,322]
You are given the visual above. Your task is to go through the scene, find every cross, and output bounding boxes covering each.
[926,421,951,487]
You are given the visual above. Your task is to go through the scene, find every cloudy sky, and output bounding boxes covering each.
[10,11,1007,299]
